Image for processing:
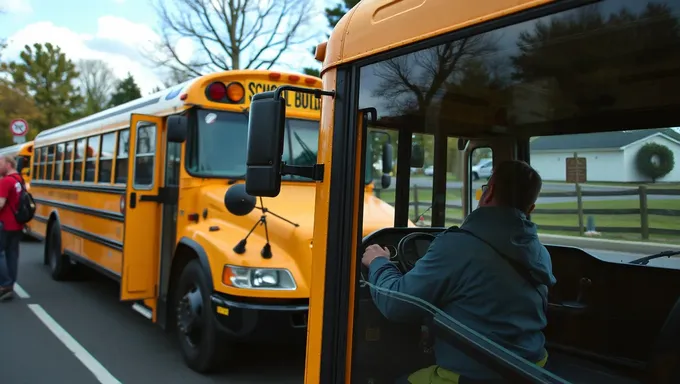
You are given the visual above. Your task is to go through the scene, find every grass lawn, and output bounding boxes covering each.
[373,188,680,244]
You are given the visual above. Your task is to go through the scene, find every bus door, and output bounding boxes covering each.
[120,114,165,300]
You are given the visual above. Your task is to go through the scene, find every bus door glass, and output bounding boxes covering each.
[120,113,164,300]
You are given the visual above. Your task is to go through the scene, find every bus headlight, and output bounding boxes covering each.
[222,265,296,290]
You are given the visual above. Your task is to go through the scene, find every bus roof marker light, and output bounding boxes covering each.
[304,78,316,85]
[268,72,281,80]
[179,93,188,101]
[206,82,227,102]
[288,75,300,82]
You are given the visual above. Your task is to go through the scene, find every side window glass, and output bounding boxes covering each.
[55,143,64,181]
[98,133,116,184]
[46,145,55,180]
[63,141,74,181]
[409,133,436,227]
[33,148,41,180]
[470,148,493,211]
[85,136,100,182]
[115,129,130,184]
[74,138,86,182]
[133,123,156,189]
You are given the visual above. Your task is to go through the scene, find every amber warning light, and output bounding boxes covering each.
[205,82,245,103]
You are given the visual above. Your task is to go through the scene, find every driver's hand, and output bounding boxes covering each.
[362,244,391,268]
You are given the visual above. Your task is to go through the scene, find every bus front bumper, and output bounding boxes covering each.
[210,292,308,341]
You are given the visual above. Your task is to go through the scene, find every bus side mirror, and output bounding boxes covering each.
[411,144,425,168]
[167,115,188,143]
[246,91,286,197]
[381,174,391,189]
[382,142,393,173]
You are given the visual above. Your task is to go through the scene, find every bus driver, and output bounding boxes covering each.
[362,160,556,383]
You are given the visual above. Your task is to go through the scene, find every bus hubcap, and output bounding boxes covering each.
[177,286,203,346]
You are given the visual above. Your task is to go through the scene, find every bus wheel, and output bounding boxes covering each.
[174,260,227,373]
[47,222,70,281]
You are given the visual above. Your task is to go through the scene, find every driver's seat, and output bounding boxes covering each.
[646,296,680,383]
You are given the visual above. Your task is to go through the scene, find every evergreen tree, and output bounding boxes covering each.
[3,43,83,130]
[109,73,142,107]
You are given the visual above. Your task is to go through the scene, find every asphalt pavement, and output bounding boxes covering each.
[1,240,676,384]
[0,241,305,384]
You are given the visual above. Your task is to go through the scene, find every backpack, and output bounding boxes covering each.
[8,173,36,225]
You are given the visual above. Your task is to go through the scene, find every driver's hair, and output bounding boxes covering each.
[490,160,542,212]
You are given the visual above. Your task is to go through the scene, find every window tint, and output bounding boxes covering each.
[133,123,156,188]
[74,138,85,182]
[63,141,74,181]
[98,132,116,184]
[115,129,130,184]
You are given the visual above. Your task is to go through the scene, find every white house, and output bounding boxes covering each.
[530,129,680,183]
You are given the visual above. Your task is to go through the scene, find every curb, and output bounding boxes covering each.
[539,234,679,254]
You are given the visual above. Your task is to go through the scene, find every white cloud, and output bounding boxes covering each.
[4,16,170,94]
[0,0,32,14]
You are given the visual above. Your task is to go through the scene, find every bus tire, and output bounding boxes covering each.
[46,221,71,281]
[174,259,228,373]
[472,172,479,181]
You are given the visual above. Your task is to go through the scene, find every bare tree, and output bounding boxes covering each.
[77,59,116,114]
[148,0,315,76]
[162,67,195,88]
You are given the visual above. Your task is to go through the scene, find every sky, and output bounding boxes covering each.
[0,0,333,94]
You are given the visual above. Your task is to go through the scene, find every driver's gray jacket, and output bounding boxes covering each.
[367,206,557,380]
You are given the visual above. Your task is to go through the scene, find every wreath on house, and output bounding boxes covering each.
[635,143,675,183]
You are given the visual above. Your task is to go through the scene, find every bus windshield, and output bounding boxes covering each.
[189,109,374,183]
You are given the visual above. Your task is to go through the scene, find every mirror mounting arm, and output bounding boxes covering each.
[281,163,324,181]
[274,85,336,100]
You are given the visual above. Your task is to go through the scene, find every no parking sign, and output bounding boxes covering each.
[9,119,28,144]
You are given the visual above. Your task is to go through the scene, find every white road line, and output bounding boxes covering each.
[27,304,122,384]
[13,283,29,299]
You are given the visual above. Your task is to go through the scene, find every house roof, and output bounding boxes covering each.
[531,128,680,151]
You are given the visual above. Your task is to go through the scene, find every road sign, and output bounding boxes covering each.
[566,155,587,183]
[10,119,28,137]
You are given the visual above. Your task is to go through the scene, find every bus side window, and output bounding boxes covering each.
[470,148,493,210]
[63,141,74,181]
[55,143,65,181]
[115,129,130,184]
[133,123,156,189]
[85,135,100,182]
[33,148,41,180]
[74,138,86,182]
[98,132,116,184]
[46,145,55,181]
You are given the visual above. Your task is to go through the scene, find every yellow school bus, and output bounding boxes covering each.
[0,141,37,238]
[245,1,680,383]
[29,69,397,372]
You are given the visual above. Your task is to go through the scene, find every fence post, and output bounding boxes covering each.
[412,185,419,221]
[639,185,649,240]
[576,184,584,236]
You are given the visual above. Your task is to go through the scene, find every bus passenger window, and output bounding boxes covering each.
[46,145,55,180]
[115,129,130,184]
[133,124,156,188]
[98,132,116,184]
[33,148,41,180]
[85,136,100,182]
[63,141,73,181]
[74,138,85,182]
[55,143,64,181]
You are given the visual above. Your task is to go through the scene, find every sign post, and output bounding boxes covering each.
[9,119,28,144]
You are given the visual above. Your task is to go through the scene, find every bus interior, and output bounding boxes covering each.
[344,1,680,383]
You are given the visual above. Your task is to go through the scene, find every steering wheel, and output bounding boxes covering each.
[396,232,437,272]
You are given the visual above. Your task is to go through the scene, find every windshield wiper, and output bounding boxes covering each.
[629,250,680,266]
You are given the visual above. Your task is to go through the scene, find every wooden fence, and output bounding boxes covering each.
[375,185,680,240]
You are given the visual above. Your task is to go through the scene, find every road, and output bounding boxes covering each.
[1,241,305,384]
[1,241,677,383]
